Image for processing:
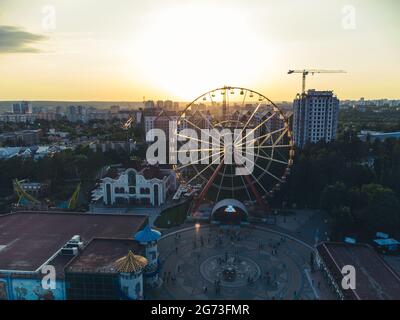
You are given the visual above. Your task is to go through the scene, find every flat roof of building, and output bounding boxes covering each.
[65,238,144,273]
[0,211,147,272]
[373,238,400,246]
[316,242,400,300]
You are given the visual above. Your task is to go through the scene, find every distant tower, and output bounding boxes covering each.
[114,250,148,300]
[134,224,161,286]
[156,100,164,109]
[222,87,227,120]
[11,101,29,114]
[144,100,155,109]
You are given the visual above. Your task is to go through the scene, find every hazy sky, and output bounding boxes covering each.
[0,0,399,101]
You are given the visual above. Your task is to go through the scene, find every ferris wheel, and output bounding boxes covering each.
[173,86,295,215]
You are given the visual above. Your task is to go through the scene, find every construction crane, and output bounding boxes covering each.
[288,69,346,94]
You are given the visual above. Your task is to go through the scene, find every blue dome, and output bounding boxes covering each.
[134,224,161,242]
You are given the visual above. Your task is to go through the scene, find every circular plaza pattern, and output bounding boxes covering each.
[200,254,261,287]
[147,225,317,300]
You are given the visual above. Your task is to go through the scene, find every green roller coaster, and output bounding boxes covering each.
[13,179,81,210]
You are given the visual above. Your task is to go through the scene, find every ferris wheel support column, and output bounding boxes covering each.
[191,160,225,215]
[244,175,270,214]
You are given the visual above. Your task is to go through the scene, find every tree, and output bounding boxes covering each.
[320,182,349,214]
[360,183,400,233]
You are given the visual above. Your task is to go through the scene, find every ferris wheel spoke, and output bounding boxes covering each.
[234,112,277,147]
[231,90,248,132]
[216,164,228,202]
[269,128,291,162]
[258,146,274,161]
[198,111,217,131]
[236,158,270,195]
[231,164,235,199]
[184,107,216,131]
[176,132,222,150]
[185,153,224,186]
[240,174,253,202]
[181,116,210,133]
[260,127,289,145]
[247,151,288,165]
[243,144,293,150]
[176,147,217,153]
[274,146,289,163]
[261,146,275,173]
[174,149,223,171]
[248,169,269,195]
[272,127,289,147]
[233,99,264,145]
[237,127,287,148]
[237,151,283,183]
[180,117,221,146]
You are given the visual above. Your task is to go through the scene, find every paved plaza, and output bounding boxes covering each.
[147,225,318,300]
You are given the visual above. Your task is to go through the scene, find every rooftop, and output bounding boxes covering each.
[306,89,335,96]
[114,250,148,273]
[374,238,400,246]
[0,129,42,136]
[141,167,170,180]
[0,211,147,272]
[65,238,145,273]
[102,165,171,181]
[134,224,161,242]
[316,242,400,300]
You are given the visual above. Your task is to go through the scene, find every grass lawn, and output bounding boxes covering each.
[154,200,190,228]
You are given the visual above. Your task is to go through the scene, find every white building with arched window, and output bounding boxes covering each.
[94,166,177,207]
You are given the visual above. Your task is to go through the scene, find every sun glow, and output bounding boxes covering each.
[131,4,277,100]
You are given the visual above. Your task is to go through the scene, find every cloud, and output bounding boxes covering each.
[0,25,47,53]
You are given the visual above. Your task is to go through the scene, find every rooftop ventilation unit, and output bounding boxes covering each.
[61,247,79,256]
[70,235,81,243]
[65,242,84,249]
[60,235,84,255]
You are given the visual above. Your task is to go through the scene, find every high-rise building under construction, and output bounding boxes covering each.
[293,89,339,148]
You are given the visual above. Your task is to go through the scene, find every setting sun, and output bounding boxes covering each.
[130,4,277,100]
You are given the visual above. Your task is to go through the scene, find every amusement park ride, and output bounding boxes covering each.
[13,179,82,211]
[173,86,295,218]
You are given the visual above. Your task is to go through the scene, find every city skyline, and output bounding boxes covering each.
[2,0,400,305]
[0,0,399,101]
